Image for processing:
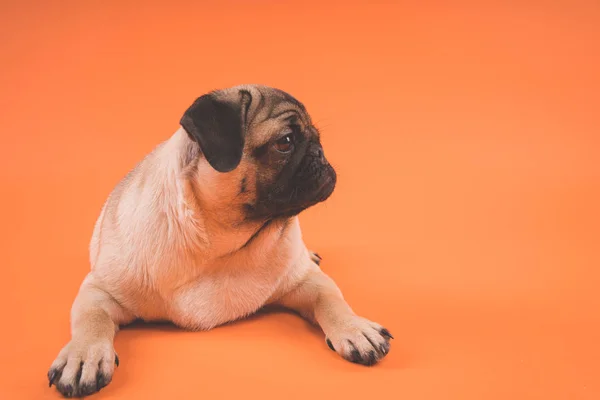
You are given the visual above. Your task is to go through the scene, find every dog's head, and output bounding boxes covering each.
[180,85,336,221]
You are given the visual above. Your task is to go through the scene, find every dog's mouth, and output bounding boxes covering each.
[247,164,336,221]
[281,164,337,215]
[312,166,337,203]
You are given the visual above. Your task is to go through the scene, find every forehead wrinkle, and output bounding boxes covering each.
[269,96,310,124]
[248,109,307,147]
[245,91,312,149]
[246,118,285,148]
[269,108,301,124]
[245,86,266,128]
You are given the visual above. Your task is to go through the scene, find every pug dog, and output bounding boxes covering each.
[48,85,392,398]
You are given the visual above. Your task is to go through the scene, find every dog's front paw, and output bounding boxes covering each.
[324,316,392,366]
[48,339,118,398]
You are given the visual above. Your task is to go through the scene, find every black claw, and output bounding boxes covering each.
[381,328,394,339]
[380,342,390,355]
[347,340,363,363]
[79,381,97,397]
[326,338,335,352]
[314,253,322,260]
[345,340,384,366]
[115,354,120,367]
[365,350,377,366]
[61,383,74,398]
[75,362,83,385]
[48,369,58,387]
[75,370,113,397]
[350,349,362,363]
[97,372,111,391]
[96,373,106,391]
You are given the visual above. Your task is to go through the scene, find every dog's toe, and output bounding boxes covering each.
[325,317,392,366]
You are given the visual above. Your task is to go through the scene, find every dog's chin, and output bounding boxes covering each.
[314,170,337,203]
[271,170,337,219]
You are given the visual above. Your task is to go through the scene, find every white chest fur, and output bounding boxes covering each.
[167,219,304,330]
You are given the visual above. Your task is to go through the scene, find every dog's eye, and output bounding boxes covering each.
[274,134,294,153]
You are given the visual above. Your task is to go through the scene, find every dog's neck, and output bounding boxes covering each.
[186,177,286,258]
[157,129,272,257]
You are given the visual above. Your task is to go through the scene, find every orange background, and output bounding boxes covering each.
[1,1,599,399]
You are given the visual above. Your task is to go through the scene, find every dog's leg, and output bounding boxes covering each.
[48,276,134,397]
[275,263,392,366]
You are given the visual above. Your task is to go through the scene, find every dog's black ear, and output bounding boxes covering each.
[180,91,251,173]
